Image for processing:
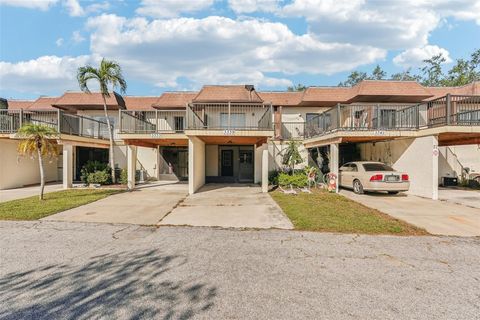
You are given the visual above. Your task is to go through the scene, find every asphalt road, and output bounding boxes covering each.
[0,221,479,320]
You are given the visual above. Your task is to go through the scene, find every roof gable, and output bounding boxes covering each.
[193,85,263,103]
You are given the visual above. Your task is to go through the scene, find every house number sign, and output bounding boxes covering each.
[223,129,235,135]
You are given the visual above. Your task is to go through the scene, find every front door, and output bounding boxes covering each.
[221,150,234,177]
[238,150,254,182]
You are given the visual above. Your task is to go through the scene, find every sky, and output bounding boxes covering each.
[0,0,479,99]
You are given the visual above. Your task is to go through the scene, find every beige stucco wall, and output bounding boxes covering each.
[255,143,268,183]
[205,145,218,176]
[0,140,59,190]
[358,136,439,199]
[268,141,309,172]
[281,106,327,122]
[438,145,480,180]
[188,136,205,194]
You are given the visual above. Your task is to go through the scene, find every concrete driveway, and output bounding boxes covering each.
[43,182,189,225]
[438,187,480,209]
[341,189,480,236]
[159,184,293,229]
[0,183,63,202]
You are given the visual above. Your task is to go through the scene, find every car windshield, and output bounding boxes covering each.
[362,163,395,171]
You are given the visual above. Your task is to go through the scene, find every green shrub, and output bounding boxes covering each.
[278,172,307,187]
[119,169,128,185]
[86,170,111,185]
[269,170,280,185]
[80,160,110,184]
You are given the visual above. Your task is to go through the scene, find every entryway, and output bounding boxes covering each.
[208,145,254,183]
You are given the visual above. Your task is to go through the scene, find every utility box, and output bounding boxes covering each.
[441,177,458,187]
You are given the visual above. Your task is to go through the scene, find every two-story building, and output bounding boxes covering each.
[1,80,479,200]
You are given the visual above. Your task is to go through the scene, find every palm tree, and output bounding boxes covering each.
[282,141,303,173]
[17,124,59,200]
[77,58,127,183]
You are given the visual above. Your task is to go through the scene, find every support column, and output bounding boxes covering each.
[262,149,269,193]
[127,145,137,190]
[62,144,73,189]
[188,136,205,194]
[330,143,339,193]
[432,136,439,200]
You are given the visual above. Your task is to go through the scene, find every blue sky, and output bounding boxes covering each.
[0,0,479,99]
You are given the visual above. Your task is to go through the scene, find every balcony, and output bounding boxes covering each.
[304,94,480,139]
[0,109,111,139]
[186,103,273,132]
[119,110,186,134]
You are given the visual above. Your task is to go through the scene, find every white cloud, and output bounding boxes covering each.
[0,55,95,94]
[136,0,214,18]
[86,14,384,88]
[56,38,64,46]
[229,0,280,14]
[63,0,83,16]
[72,30,85,43]
[281,0,480,51]
[0,0,58,10]
[393,45,452,68]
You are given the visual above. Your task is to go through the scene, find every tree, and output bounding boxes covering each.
[391,68,421,81]
[338,71,368,86]
[287,83,307,91]
[77,58,127,184]
[371,65,387,80]
[420,54,446,86]
[17,124,59,200]
[442,49,480,86]
[282,141,303,172]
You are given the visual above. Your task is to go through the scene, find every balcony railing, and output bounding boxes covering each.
[426,94,480,126]
[0,109,111,139]
[119,110,186,134]
[278,122,305,140]
[304,94,480,139]
[305,103,424,138]
[186,103,273,131]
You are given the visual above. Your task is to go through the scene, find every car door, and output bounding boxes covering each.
[349,163,359,186]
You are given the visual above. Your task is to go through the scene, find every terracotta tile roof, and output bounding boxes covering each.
[257,92,304,106]
[53,91,126,109]
[193,85,263,103]
[153,92,197,109]
[426,82,480,99]
[302,87,353,104]
[28,97,58,110]
[7,99,34,110]
[352,80,433,98]
[123,96,158,110]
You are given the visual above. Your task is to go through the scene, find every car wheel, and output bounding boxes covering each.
[353,180,364,194]
[388,191,399,195]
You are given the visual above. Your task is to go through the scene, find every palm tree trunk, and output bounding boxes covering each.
[102,95,116,184]
[37,148,45,200]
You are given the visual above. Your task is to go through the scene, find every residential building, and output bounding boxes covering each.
[1,80,479,200]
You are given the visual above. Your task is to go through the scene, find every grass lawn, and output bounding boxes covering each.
[0,189,121,220]
[270,189,428,235]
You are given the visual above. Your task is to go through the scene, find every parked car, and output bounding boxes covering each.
[339,161,410,194]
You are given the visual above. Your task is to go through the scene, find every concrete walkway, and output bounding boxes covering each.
[0,183,63,202]
[159,184,294,229]
[43,182,188,225]
[341,189,480,236]
[438,188,480,209]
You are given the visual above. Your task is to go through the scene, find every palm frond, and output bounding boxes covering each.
[17,124,58,159]
[77,66,101,94]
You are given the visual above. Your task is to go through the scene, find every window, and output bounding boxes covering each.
[174,116,184,131]
[363,163,395,171]
[350,164,358,172]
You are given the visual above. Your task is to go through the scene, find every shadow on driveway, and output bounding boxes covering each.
[0,249,216,320]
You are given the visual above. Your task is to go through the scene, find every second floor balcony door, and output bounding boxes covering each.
[220,113,245,129]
